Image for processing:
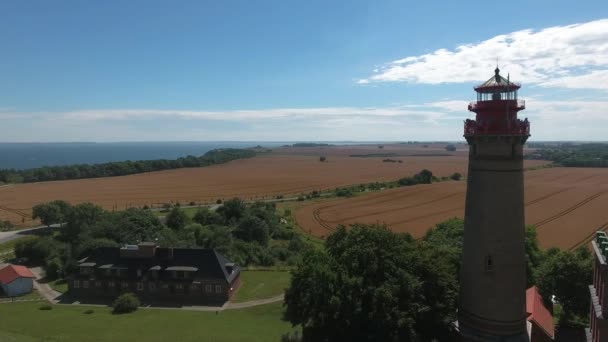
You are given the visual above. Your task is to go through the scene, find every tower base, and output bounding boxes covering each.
[460,324,529,342]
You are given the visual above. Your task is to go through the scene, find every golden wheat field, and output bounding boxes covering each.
[294,167,608,250]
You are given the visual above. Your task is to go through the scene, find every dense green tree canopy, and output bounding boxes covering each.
[536,247,592,326]
[32,200,71,227]
[165,207,191,230]
[284,224,459,342]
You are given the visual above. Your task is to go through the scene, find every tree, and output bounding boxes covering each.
[217,198,246,223]
[193,207,223,226]
[32,200,71,227]
[319,156,326,162]
[234,215,270,246]
[449,172,462,181]
[112,293,140,314]
[445,144,457,152]
[536,246,592,327]
[62,203,105,243]
[414,169,433,184]
[90,208,164,244]
[284,224,459,342]
[166,207,190,230]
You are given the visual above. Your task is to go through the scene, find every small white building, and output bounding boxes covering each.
[0,265,35,297]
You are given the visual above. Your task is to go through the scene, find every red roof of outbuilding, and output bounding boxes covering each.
[526,286,555,339]
[0,265,35,285]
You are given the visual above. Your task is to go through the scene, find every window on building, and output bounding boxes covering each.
[205,285,212,293]
[149,283,156,291]
[215,285,222,293]
[137,269,142,277]
[95,281,102,288]
[485,255,494,272]
[121,282,129,288]
[137,283,144,291]
[176,283,183,290]
[80,267,91,274]
[73,280,80,289]
[108,281,115,288]
[83,281,89,289]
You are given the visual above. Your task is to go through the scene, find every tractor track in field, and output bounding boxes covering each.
[569,221,608,251]
[0,205,29,218]
[321,192,463,224]
[524,188,571,207]
[311,192,463,232]
[310,186,573,235]
[534,191,607,229]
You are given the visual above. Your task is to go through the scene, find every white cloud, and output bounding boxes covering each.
[359,19,608,90]
[58,107,447,122]
[2,97,608,142]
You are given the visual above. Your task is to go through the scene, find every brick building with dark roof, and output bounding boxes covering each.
[68,242,241,306]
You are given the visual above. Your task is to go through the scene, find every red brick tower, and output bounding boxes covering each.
[459,67,530,341]
[587,231,608,342]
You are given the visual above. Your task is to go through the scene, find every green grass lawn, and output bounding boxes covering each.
[232,270,291,303]
[0,289,44,302]
[0,301,293,342]
[39,278,69,293]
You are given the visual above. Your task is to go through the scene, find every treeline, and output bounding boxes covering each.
[527,143,608,167]
[18,198,309,279]
[329,169,462,198]
[0,148,256,184]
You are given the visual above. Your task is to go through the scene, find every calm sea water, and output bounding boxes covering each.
[0,142,289,170]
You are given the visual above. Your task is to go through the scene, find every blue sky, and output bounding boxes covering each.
[1,1,607,142]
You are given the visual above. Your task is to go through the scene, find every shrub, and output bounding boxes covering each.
[84,309,94,314]
[112,293,140,314]
[450,172,463,181]
[297,196,305,201]
[335,188,353,197]
[39,304,53,310]
[216,199,222,204]
[189,201,196,206]
[319,156,326,162]
[445,144,457,152]
[281,331,302,342]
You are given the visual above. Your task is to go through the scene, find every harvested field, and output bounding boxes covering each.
[0,151,479,226]
[294,167,608,250]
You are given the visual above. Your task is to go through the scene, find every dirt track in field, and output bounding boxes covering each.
[295,167,608,250]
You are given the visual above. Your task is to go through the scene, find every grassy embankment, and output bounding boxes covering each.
[0,301,291,342]
[231,270,290,303]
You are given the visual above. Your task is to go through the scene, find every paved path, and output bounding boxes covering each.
[225,294,284,309]
[0,225,58,245]
[30,267,62,304]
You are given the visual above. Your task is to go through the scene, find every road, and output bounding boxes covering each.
[0,225,59,245]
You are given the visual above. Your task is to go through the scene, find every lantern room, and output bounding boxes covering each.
[464,67,529,137]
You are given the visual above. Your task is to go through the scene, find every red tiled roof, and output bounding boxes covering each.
[526,286,555,339]
[0,265,35,285]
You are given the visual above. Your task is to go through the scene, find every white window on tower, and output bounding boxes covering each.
[73,280,80,289]
[485,255,494,272]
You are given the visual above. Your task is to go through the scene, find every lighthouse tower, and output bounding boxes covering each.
[458,68,530,341]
